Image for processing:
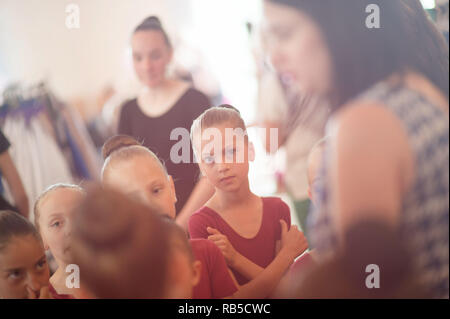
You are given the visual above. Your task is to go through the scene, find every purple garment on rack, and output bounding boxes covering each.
[0,99,46,126]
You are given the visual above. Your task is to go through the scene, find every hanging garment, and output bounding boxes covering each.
[41,91,101,181]
[60,105,101,181]
[1,113,73,223]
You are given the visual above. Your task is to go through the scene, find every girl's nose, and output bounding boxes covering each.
[64,220,72,237]
[217,161,230,173]
[26,273,42,293]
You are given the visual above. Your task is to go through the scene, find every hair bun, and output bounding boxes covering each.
[142,16,162,28]
[133,15,172,48]
[102,134,142,160]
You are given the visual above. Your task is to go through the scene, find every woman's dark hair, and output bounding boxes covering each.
[269,0,449,109]
[133,16,172,49]
[0,210,41,251]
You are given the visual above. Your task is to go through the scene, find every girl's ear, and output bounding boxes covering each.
[191,260,202,287]
[168,175,177,203]
[248,142,256,162]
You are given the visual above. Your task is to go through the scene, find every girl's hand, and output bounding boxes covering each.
[279,220,308,260]
[27,286,53,299]
[207,227,238,267]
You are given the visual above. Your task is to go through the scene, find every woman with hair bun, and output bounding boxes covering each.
[118,16,214,229]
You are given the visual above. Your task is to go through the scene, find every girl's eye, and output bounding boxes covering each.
[203,156,215,164]
[51,221,62,228]
[225,148,237,161]
[36,260,47,271]
[226,148,236,156]
[152,187,162,195]
[9,270,23,280]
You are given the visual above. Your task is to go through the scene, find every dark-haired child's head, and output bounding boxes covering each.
[0,210,49,299]
[132,16,173,88]
[101,136,177,219]
[191,105,255,193]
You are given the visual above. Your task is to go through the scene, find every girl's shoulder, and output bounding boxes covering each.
[261,196,289,209]
[188,206,222,239]
[261,196,291,219]
[189,205,219,226]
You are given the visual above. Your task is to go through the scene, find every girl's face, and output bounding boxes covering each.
[197,123,255,193]
[0,235,50,299]
[38,188,84,265]
[131,30,172,88]
[103,155,177,219]
[263,1,333,96]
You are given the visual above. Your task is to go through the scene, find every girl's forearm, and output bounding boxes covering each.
[231,249,294,299]
[230,252,265,280]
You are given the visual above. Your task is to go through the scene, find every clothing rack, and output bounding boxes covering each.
[0,81,101,222]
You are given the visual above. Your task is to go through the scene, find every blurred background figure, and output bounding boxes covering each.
[117,16,215,229]
[263,0,449,298]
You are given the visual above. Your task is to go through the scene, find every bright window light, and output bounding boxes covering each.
[421,0,436,9]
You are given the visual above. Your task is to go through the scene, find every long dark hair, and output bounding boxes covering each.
[269,0,449,109]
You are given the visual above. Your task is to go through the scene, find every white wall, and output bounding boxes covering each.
[0,0,192,104]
